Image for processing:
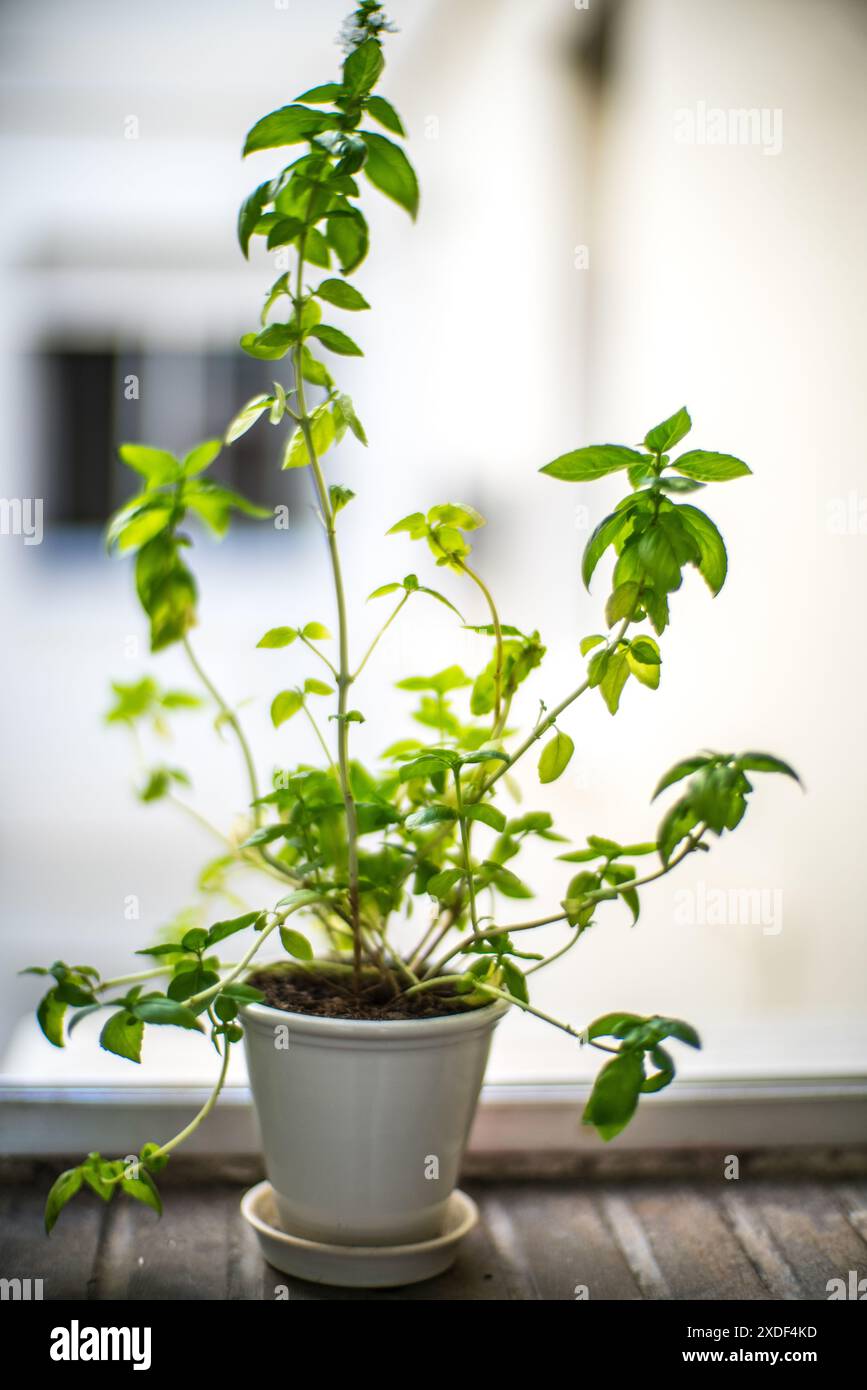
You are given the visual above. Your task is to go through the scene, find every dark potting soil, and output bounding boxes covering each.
[245,965,477,1021]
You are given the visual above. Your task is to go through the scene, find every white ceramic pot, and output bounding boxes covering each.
[242,995,509,1247]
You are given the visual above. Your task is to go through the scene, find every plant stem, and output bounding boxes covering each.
[401,974,464,999]
[186,918,281,1010]
[183,635,262,828]
[460,560,503,728]
[150,1039,232,1160]
[453,771,480,936]
[353,591,409,681]
[424,910,568,980]
[98,966,170,992]
[475,982,588,1042]
[299,633,339,679]
[293,232,362,991]
[422,829,707,983]
[479,612,635,795]
[302,701,337,772]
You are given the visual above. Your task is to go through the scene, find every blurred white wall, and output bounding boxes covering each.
[1,0,865,1087]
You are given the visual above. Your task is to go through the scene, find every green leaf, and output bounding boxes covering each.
[100,1011,144,1064]
[672,450,751,482]
[304,677,334,696]
[538,731,574,783]
[181,927,208,952]
[582,509,634,590]
[37,989,66,1048]
[45,1167,84,1234]
[641,1046,675,1093]
[366,94,405,136]
[500,959,529,1004]
[295,82,343,104]
[275,888,329,910]
[105,497,170,554]
[737,752,802,784]
[326,207,369,274]
[626,637,661,690]
[388,511,427,538]
[225,394,272,444]
[132,998,205,1031]
[398,757,453,783]
[271,690,303,727]
[81,1157,119,1202]
[118,444,179,486]
[240,825,292,847]
[652,755,714,801]
[397,665,470,695]
[310,324,363,357]
[330,484,356,514]
[219,983,266,1004]
[343,37,384,96]
[637,518,687,593]
[120,1170,162,1216]
[427,503,485,531]
[257,626,297,649]
[599,651,630,714]
[283,406,336,469]
[657,475,705,494]
[675,504,728,595]
[237,181,271,257]
[139,1142,169,1174]
[586,1012,644,1042]
[302,621,332,640]
[315,278,370,311]
[645,407,691,454]
[241,326,294,361]
[243,104,334,156]
[279,926,314,961]
[540,445,644,483]
[360,131,419,218]
[404,805,457,828]
[426,868,463,900]
[183,439,221,478]
[484,863,533,899]
[464,803,507,832]
[459,748,510,767]
[605,582,643,628]
[207,911,264,947]
[265,217,304,252]
[656,797,699,866]
[580,634,606,656]
[583,1050,645,1141]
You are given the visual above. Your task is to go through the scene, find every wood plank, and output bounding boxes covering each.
[0,1172,103,1301]
[6,1163,867,1303]
[624,1182,768,1300]
[721,1188,803,1298]
[226,1196,267,1300]
[835,1181,867,1249]
[600,1192,670,1299]
[481,1182,644,1300]
[730,1181,867,1300]
[92,1184,238,1300]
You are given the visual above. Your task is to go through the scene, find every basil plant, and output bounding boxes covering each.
[25,2,800,1234]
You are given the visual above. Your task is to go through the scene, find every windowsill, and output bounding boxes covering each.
[2,1015,866,1156]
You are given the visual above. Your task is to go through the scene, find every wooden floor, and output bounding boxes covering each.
[2,1154,867,1301]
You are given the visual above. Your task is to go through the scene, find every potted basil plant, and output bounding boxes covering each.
[23,3,800,1284]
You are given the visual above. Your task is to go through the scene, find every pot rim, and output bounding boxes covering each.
[240,993,510,1042]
